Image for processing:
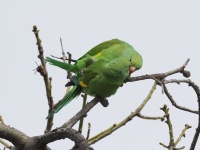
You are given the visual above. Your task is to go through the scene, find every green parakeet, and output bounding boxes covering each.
[46,39,143,119]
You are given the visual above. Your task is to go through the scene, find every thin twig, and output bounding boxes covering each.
[159,142,168,148]
[0,116,5,125]
[160,104,175,149]
[86,123,91,140]
[175,146,185,150]
[67,52,73,79]
[174,124,192,147]
[78,94,88,133]
[60,38,67,62]
[137,113,165,120]
[59,38,73,79]
[0,139,12,149]
[50,54,77,63]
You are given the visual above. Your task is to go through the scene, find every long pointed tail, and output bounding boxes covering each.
[46,85,82,119]
[46,57,78,73]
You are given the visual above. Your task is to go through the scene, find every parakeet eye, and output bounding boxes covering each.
[130,58,132,62]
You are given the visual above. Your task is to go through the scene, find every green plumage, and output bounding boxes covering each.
[46,39,143,119]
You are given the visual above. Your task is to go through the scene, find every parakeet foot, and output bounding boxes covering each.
[96,95,109,107]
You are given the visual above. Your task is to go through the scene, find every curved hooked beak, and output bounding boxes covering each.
[129,66,136,74]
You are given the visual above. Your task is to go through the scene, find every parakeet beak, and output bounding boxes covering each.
[129,66,136,74]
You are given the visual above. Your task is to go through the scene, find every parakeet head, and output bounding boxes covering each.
[129,51,143,73]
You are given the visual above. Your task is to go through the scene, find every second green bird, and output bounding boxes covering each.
[46,39,143,119]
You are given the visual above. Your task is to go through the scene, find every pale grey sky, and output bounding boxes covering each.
[0,1,200,149]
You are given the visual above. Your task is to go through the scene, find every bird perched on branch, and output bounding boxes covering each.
[46,39,143,119]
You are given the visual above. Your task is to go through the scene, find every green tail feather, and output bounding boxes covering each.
[46,85,82,119]
[46,57,78,73]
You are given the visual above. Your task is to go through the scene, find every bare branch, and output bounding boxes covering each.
[162,83,198,114]
[129,59,190,82]
[0,102,97,150]
[36,128,92,150]
[61,96,100,129]
[0,124,28,150]
[32,25,54,133]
